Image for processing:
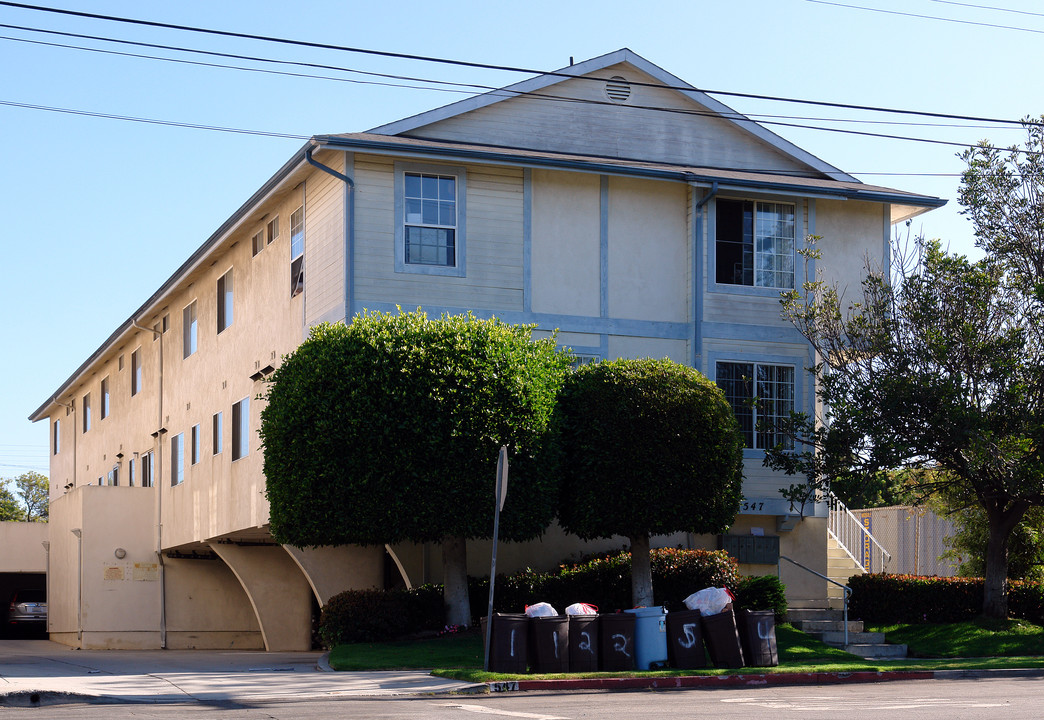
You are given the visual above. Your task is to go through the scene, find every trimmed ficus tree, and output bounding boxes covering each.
[555,358,745,608]
[260,310,571,627]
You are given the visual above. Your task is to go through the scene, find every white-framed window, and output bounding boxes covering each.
[715,199,795,289]
[191,424,201,465]
[395,163,466,276]
[212,412,223,455]
[267,216,279,245]
[232,398,249,461]
[52,419,60,455]
[131,348,142,396]
[290,206,304,297]
[100,377,110,419]
[251,229,265,257]
[106,465,119,486]
[715,361,795,450]
[217,270,233,333]
[171,433,184,486]
[128,457,136,486]
[141,450,154,488]
[82,393,91,433]
[183,301,198,358]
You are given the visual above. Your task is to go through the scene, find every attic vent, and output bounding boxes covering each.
[605,76,631,103]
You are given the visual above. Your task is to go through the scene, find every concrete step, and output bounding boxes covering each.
[843,642,908,659]
[786,608,843,622]
[790,619,864,634]
[810,630,886,645]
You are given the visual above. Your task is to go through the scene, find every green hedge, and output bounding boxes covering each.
[848,573,1044,624]
[320,548,755,646]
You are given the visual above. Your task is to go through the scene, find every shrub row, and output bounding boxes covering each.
[320,548,788,646]
[848,573,1044,624]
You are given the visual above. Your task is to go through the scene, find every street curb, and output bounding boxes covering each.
[487,670,936,692]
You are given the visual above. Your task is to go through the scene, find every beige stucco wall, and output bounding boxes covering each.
[814,199,888,306]
[0,522,47,573]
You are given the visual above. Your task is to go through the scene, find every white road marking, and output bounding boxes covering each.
[436,703,569,719]
[721,696,1007,711]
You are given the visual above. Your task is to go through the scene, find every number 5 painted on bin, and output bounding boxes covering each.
[678,623,698,649]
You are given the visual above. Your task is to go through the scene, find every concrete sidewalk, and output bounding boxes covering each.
[0,639,479,705]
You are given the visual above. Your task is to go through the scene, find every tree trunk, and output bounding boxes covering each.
[442,535,472,628]
[982,500,1030,619]
[630,534,654,608]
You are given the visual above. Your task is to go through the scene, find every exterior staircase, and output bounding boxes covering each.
[787,608,907,659]
[826,534,864,608]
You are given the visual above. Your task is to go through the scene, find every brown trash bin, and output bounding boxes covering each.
[568,614,600,672]
[736,609,778,667]
[666,608,707,669]
[599,612,636,671]
[481,613,529,673]
[701,607,745,668]
[529,616,570,673]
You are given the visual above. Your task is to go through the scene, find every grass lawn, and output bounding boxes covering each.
[327,620,1044,682]
[869,617,1044,658]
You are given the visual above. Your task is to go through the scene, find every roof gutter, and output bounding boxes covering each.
[313,136,946,209]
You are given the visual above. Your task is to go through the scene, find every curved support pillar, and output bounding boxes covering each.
[209,543,312,651]
[283,544,384,604]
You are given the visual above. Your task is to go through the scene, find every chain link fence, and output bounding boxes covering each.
[851,505,959,577]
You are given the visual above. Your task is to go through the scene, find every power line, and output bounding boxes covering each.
[1,1,1041,129]
[0,26,1023,133]
[807,0,1044,34]
[928,0,1044,19]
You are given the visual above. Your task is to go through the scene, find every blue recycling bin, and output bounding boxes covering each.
[625,606,668,670]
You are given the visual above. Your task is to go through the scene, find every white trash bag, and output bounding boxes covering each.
[683,587,734,615]
[524,602,559,617]
[564,603,599,615]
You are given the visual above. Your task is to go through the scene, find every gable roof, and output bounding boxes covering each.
[369,48,858,183]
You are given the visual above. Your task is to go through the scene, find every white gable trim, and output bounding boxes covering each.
[368,48,857,183]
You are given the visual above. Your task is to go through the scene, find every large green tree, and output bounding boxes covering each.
[0,472,48,522]
[260,310,571,626]
[768,228,1044,618]
[555,358,745,608]
[0,481,20,521]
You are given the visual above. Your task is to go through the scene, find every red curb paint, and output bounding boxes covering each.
[505,671,935,692]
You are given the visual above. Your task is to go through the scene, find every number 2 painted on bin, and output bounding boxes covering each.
[578,631,592,654]
[612,633,631,657]
[678,623,698,649]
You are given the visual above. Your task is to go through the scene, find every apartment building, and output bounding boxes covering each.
[30,49,943,650]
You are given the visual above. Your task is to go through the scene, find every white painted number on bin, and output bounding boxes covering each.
[579,631,592,654]
[553,631,559,659]
[758,619,773,640]
[509,628,516,657]
[678,623,698,649]
[612,633,631,657]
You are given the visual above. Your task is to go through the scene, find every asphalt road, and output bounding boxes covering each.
[3,678,1044,719]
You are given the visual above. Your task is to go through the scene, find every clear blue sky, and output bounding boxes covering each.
[2,0,1041,478]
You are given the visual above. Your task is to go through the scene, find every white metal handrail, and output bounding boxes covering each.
[828,492,891,573]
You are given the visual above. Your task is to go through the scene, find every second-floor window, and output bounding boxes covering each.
[715,199,795,289]
[715,361,795,450]
[82,393,91,433]
[131,349,142,396]
[290,206,304,297]
[217,270,233,333]
[212,412,223,455]
[101,377,110,420]
[141,450,154,487]
[171,433,184,486]
[404,172,457,267]
[191,424,201,465]
[232,398,249,461]
[53,419,60,455]
[183,301,198,358]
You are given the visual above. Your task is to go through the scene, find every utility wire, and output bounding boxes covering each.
[1,1,1041,128]
[807,0,1044,34]
[0,26,1022,132]
[929,0,1044,18]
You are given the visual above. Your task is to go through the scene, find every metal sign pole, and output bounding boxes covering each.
[483,446,508,672]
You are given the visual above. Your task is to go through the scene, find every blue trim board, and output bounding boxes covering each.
[523,168,532,313]
[702,321,807,345]
[350,301,689,340]
[345,152,355,323]
[600,176,609,319]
